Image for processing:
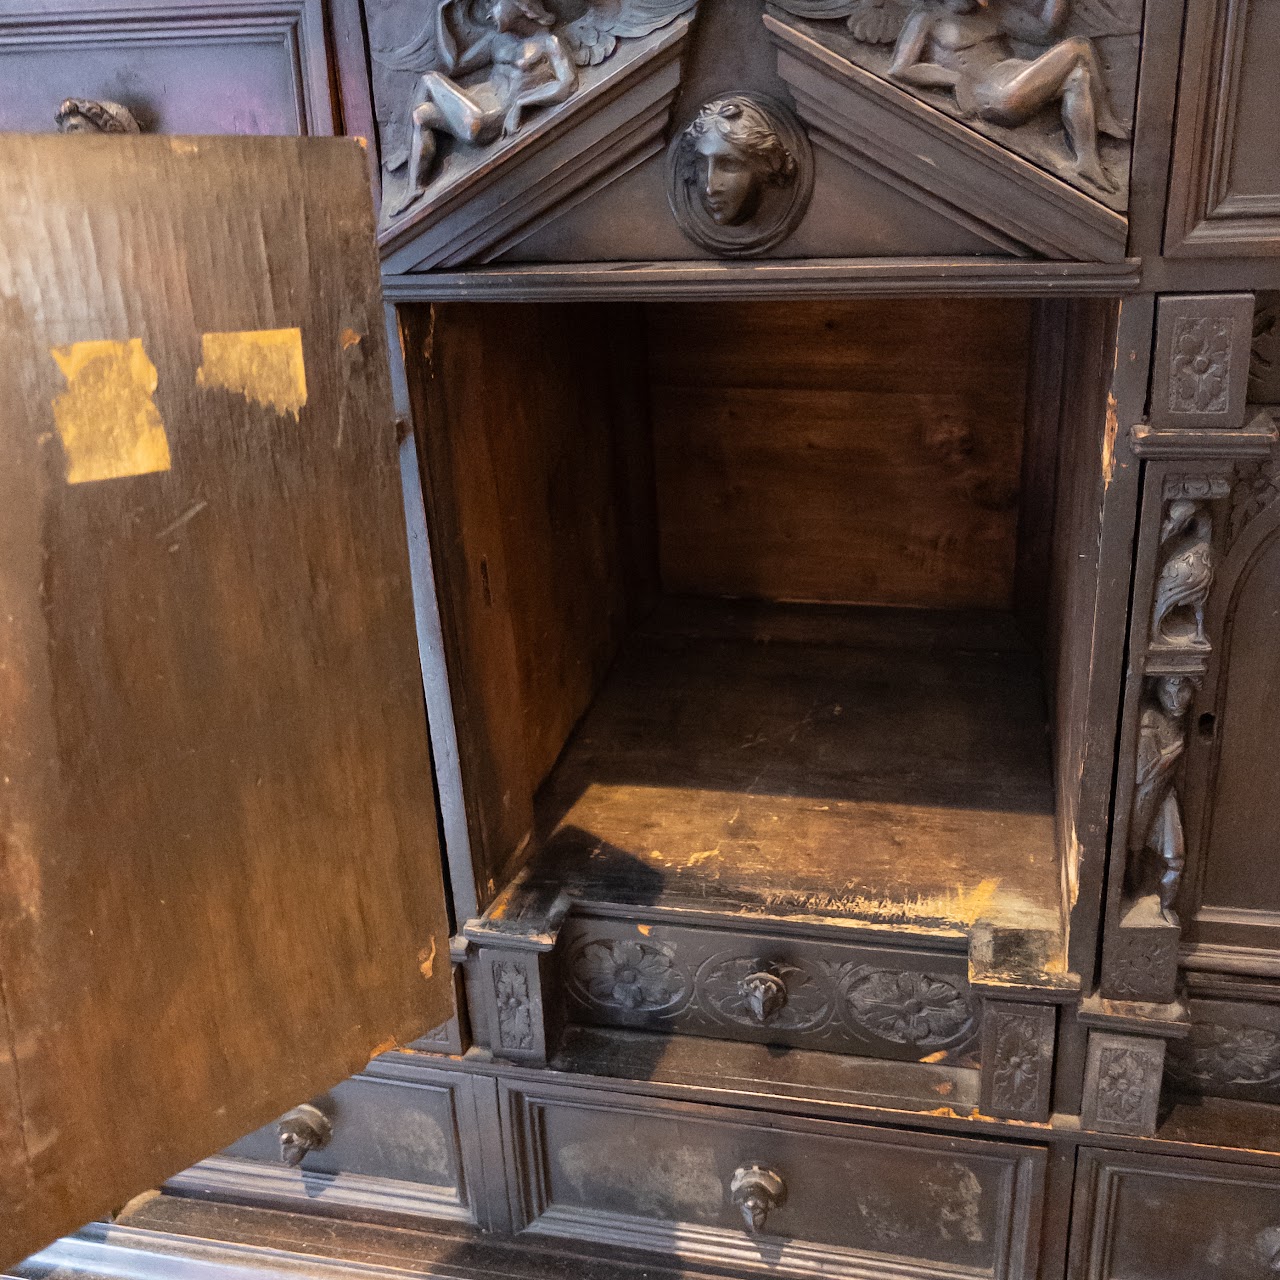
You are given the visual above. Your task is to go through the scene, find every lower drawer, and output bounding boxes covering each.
[167,1054,483,1226]
[1072,1148,1280,1279]
[503,1081,1046,1279]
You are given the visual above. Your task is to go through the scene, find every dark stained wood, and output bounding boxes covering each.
[502,1078,1048,1280]
[529,598,1059,934]
[1178,498,1280,963]
[1041,299,1124,979]
[1198,532,1280,913]
[1165,0,1280,256]
[646,299,1032,610]
[0,0,336,137]
[404,302,658,913]
[0,134,451,1267]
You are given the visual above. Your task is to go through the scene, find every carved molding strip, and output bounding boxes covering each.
[559,920,977,1060]
[383,256,1143,301]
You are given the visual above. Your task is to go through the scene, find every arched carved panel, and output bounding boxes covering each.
[1181,484,1280,970]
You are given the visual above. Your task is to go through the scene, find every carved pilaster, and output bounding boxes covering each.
[1103,466,1232,1003]
[464,936,562,1066]
[1081,1031,1166,1137]
[980,1002,1056,1122]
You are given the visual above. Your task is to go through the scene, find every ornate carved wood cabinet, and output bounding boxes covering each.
[5,0,1280,1278]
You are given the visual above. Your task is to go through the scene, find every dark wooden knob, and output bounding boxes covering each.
[730,1164,786,1234]
[739,971,787,1023]
[276,1103,332,1167]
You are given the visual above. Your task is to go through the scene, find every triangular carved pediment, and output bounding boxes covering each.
[765,3,1134,262]
[374,3,696,273]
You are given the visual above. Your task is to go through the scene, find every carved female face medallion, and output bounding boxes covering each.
[693,130,762,226]
[666,93,813,257]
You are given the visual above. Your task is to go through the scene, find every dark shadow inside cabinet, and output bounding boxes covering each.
[404,296,1118,950]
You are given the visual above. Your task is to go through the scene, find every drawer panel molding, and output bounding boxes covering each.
[504,1082,1046,1280]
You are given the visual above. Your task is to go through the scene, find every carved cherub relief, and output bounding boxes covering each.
[666,94,813,256]
[773,0,1137,208]
[375,0,697,218]
[846,0,1128,190]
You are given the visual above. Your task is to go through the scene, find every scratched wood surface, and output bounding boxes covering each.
[531,598,1060,934]
[0,134,451,1266]
[646,299,1033,610]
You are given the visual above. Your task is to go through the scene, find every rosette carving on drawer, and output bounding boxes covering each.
[567,938,691,1015]
[839,966,976,1048]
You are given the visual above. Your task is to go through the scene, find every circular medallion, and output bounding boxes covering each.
[665,92,814,257]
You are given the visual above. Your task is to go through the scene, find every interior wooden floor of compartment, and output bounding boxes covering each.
[503,597,1062,937]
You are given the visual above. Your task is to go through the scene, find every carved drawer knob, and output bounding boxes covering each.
[730,1164,786,1235]
[740,971,787,1023]
[276,1103,331,1167]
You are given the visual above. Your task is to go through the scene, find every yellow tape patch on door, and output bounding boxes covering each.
[50,339,171,484]
[196,327,307,419]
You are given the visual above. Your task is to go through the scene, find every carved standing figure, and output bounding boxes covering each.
[680,96,798,226]
[1151,499,1215,647]
[386,0,578,214]
[1129,675,1195,925]
[865,0,1129,190]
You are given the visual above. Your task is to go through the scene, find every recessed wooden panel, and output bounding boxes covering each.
[1165,0,1280,255]
[0,0,334,137]
[405,302,658,911]
[171,1056,480,1224]
[1199,531,1280,914]
[508,1080,1047,1280]
[1071,1148,1280,1279]
[646,299,1032,610]
[0,135,450,1267]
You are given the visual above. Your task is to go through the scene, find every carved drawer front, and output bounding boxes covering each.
[1071,1148,1280,1279]
[504,1081,1046,1280]
[166,1054,482,1226]
[559,917,977,1064]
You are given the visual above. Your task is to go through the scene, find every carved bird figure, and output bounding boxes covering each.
[1151,499,1214,646]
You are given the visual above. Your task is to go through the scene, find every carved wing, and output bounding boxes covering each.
[846,0,914,45]
[768,1,861,17]
[560,0,698,67]
[372,0,485,72]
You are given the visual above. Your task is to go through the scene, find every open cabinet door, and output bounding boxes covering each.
[0,134,453,1267]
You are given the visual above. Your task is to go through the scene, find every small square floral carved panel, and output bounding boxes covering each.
[1082,1031,1165,1136]
[1151,294,1256,430]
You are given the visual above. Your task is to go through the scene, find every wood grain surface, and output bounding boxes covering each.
[646,298,1033,609]
[0,134,451,1266]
